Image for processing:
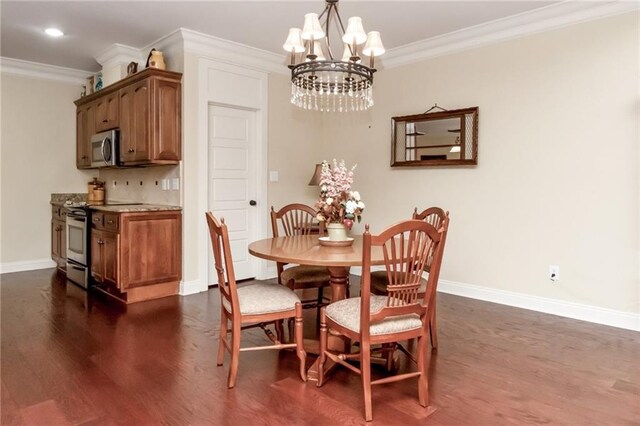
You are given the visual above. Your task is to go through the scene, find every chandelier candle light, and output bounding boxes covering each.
[282,0,385,112]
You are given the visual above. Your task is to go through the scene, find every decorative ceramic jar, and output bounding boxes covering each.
[146,49,166,70]
[327,223,348,241]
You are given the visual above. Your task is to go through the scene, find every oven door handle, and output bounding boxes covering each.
[66,213,86,221]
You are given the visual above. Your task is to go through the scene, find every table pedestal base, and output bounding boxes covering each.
[307,266,351,382]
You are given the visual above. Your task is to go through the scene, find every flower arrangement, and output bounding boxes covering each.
[315,159,365,229]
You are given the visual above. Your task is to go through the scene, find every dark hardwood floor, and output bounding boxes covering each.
[1,269,639,425]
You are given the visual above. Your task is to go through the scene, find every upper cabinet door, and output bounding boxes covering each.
[119,79,151,164]
[76,102,94,168]
[95,91,119,132]
[153,78,182,161]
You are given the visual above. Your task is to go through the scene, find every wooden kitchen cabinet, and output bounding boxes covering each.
[75,102,95,169]
[75,68,182,169]
[90,209,182,303]
[51,206,67,272]
[119,79,151,163]
[95,91,119,132]
[91,229,119,288]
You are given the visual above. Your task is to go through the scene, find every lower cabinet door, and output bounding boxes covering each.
[90,230,104,283]
[103,232,119,288]
[51,220,60,262]
[120,212,182,289]
[59,221,67,268]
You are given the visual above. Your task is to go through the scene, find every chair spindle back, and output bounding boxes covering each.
[361,218,449,332]
[271,204,324,237]
[205,212,240,315]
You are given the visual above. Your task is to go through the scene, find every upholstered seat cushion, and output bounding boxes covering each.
[222,282,301,315]
[370,271,427,296]
[325,296,422,336]
[281,265,330,287]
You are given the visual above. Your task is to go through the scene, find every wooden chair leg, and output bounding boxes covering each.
[361,341,373,422]
[383,343,395,372]
[417,335,429,408]
[316,287,323,322]
[217,308,228,366]
[227,320,241,389]
[275,320,284,343]
[288,318,295,344]
[294,303,307,382]
[429,306,438,351]
[317,308,328,387]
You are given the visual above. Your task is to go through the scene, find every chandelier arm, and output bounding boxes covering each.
[333,3,347,35]
[331,4,353,57]
[317,2,330,21]
[324,2,336,60]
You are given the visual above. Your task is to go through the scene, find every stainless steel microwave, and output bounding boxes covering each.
[90,130,118,168]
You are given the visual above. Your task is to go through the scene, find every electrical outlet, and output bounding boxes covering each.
[549,265,560,282]
[269,171,279,182]
[161,179,169,190]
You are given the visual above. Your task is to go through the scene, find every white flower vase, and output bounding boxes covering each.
[327,223,348,241]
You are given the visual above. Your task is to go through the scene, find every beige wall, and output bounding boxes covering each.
[0,74,96,264]
[317,12,639,314]
[267,73,323,211]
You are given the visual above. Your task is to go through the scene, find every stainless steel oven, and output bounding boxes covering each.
[66,208,89,288]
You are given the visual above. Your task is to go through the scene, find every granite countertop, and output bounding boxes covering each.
[89,204,182,213]
[50,193,86,206]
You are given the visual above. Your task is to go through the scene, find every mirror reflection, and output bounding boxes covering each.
[391,107,478,166]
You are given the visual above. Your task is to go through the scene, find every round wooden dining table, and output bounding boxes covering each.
[248,234,387,381]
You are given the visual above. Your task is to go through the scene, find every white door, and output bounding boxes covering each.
[208,105,258,283]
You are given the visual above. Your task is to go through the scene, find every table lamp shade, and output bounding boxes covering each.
[308,164,323,186]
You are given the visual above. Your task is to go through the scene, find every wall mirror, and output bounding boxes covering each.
[391,106,478,167]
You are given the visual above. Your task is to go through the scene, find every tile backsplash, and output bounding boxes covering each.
[99,166,181,205]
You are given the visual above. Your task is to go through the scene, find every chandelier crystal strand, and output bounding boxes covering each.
[284,0,384,113]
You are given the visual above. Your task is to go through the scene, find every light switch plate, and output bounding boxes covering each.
[171,178,180,190]
[269,171,279,182]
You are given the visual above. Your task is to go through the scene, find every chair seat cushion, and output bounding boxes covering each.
[370,271,427,296]
[325,296,422,336]
[281,265,330,287]
[223,282,300,315]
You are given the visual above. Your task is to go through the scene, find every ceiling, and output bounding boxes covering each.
[1,1,559,72]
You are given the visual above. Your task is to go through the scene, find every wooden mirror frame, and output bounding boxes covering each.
[391,106,479,167]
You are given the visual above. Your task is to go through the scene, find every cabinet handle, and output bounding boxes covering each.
[81,155,88,159]
[102,119,108,123]
[94,218,101,222]
[107,220,114,224]
[128,149,135,153]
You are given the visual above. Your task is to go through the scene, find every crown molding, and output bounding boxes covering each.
[0,57,92,85]
[144,28,289,75]
[94,43,144,68]
[381,1,639,69]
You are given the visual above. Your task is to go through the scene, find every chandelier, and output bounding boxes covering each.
[282,0,385,112]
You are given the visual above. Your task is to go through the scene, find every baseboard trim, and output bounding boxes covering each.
[0,259,56,274]
[438,279,639,332]
[179,279,207,296]
[349,268,639,331]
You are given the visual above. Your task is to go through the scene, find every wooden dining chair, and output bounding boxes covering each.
[370,207,449,350]
[270,204,331,330]
[206,212,307,388]
[317,218,448,422]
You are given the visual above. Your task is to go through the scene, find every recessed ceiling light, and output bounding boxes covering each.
[44,28,64,37]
